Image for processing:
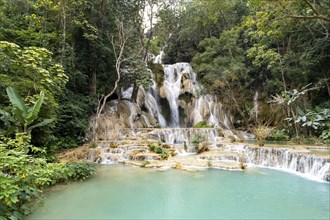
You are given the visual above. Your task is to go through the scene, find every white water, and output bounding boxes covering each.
[161,62,233,128]
[242,146,330,181]
[149,83,167,127]
[90,127,330,182]
[154,50,165,64]
[163,63,195,127]
[151,128,219,144]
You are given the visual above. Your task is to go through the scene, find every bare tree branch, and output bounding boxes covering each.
[286,0,330,22]
[91,19,132,140]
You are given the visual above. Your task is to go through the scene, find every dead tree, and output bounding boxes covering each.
[91,19,132,141]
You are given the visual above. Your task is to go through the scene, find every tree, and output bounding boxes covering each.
[249,0,330,23]
[0,41,67,121]
[91,18,133,140]
[192,28,250,124]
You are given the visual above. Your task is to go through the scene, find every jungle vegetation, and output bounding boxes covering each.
[0,0,329,218]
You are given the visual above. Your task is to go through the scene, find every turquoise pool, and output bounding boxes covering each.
[27,165,330,219]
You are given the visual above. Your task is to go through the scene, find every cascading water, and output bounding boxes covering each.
[162,63,196,127]
[89,51,329,183]
[241,146,330,181]
[149,83,167,127]
[154,50,165,64]
[151,128,219,145]
[159,62,233,128]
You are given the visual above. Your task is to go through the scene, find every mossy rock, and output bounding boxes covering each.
[193,121,212,128]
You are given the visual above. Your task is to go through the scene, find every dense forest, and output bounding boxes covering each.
[0,0,329,218]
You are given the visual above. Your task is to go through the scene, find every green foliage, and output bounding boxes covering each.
[161,0,249,63]
[89,141,98,149]
[191,133,206,146]
[291,135,329,145]
[294,107,329,131]
[147,62,164,87]
[320,130,330,140]
[192,121,212,128]
[0,41,67,149]
[51,90,90,150]
[0,136,95,219]
[148,142,170,160]
[120,58,153,90]
[267,129,289,141]
[148,37,164,55]
[0,87,54,134]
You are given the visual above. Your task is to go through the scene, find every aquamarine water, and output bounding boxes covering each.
[27,165,330,219]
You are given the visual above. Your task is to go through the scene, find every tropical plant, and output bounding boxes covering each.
[267,129,289,141]
[0,136,96,219]
[294,107,329,130]
[0,87,53,135]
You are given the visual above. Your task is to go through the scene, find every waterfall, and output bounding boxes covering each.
[163,63,194,127]
[161,62,232,128]
[250,91,259,122]
[242,146,330,181]
[151,128,219,145]
[149,83,167,127]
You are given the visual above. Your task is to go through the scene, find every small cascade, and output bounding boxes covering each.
[190,95,232,128]
[242,146,330,181]
[154,50,165,64]
[89,144,160,164]
[151,128,219,145]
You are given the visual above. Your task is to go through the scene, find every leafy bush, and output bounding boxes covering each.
[0,137,96,219]
[148,142,160,152]
[147,142,169,160]
[320,129,330,140]
[267,129,289,141]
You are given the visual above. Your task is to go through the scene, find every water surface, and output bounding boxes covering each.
[27,165,330,219]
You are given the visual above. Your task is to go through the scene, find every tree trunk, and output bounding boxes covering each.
[91,19,131,141]
[130,82,139,103]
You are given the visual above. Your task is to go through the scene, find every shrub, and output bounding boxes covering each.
[148,142,159,152]
[253,125,273,146]
[193,121,212,128]
[147,142,170,160]
[191,133,206,146]
[0,137,96,219]
[268,129,289,141]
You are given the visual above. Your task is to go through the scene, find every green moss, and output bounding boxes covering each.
[192,121,212,128]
